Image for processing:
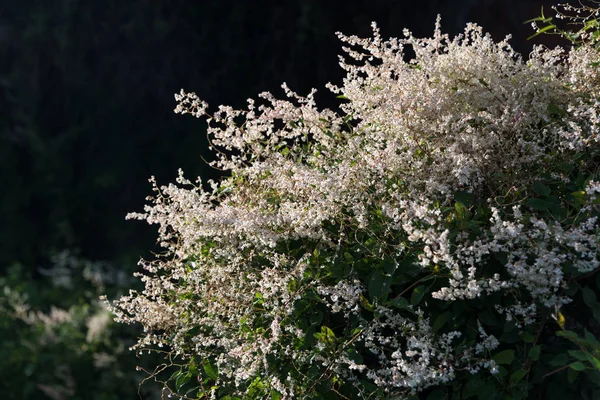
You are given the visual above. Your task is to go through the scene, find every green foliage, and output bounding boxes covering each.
[526,3,600,48]
[0,257,159,399]
[115,2,600,398]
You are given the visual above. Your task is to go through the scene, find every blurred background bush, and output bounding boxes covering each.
[0,0,563,398]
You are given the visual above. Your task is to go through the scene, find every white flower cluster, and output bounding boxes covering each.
[110,12,600,398]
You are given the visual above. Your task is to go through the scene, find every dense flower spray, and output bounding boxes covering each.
[108,10,600,399]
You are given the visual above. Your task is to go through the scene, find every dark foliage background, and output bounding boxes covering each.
[0,0,563,398]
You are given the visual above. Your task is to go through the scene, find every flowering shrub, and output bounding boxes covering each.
[0,251,159,399]
[110,6,600,399]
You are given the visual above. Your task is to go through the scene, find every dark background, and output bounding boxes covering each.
[0,0,564,274]
[0,1,565,398]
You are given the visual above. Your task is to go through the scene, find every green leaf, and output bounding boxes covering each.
[432,311,453,333]
[526,198,551,210]
[455,201,470,221]
[527,24,557,40]
[454,191,474,206]
[547,103,565,117]
[549,353,569,367]
[569,361,586,371]
[317,325,336,344]
[170,370,182,384]
[176,372,191,392]
[359,294,375,312]
[569,350,592,362]
[346,349,363,365]
[368,270,391,302]
[343,252,354,263]
[582,286,598,305]
[185,385,203,396]
[589,356,600,370]
[381,259,397,275]
[310,310,324,327]
[567,367,579,383]
[533,181,551,197]
[203,359,219,380]
[389,297,410,309]
[271,390,282,400]
[411,285,427,306]
[493,349,515,365]
[478,309,499,327]
[524,7,552,24]
[521,332,535,343]
[567,368,579,384]
[509,368,528,386]
[398,257,422,278]
[581,287,600,320]
[557,162,574,173]
[584,329,598,343]
[556,330,578,340]
[529,345,542,361]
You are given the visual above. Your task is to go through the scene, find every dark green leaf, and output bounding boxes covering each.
[569,361,586,371]
[310,310,324,327]
[567,367,579,383]
[346,349,363,365]
[549,353,569,367]
[547,103,565,116]
[584,329,598,343]
[533,181,551,197]
[521,332,535,343]
[478,309,499,327]
[369,270,391,302]
[454,191,474,206]
[557,162,574,173]
[582,287,600,320]
[381,259,397,275]
[556,330,578,340]
[569,350,592,362]
[389,297,410,309]
[411,285,427,306]
[398,257,422,278]
[529,345,542,361]
[509,368,528,386]
[526,198,551,210]
[432,311,453,333]
[343,252,354,263]
[493,349,515,365]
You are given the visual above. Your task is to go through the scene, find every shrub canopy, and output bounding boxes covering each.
[110,11,600,400]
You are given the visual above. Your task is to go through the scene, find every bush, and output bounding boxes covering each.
[110,4,600,399]
[0,251,159,400]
